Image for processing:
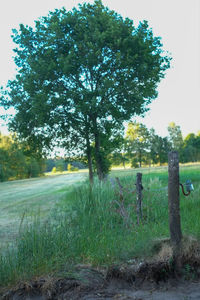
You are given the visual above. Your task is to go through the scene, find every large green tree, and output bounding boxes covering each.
[1,0,170,181]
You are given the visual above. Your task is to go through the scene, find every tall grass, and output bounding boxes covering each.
[0,165,200,288]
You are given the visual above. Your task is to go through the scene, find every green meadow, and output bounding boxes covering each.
[0,164,200,288]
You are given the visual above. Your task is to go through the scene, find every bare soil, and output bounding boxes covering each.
[1,262,200,300]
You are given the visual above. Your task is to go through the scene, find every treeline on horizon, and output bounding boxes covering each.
[0,121,199,182]
[0,133,85,182]
[111,122,200,168]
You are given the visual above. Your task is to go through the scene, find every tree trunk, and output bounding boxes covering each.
[94,131,104,180]
[86,137,93,184]
[139,149,142,168]
[85,119,94,184]
[122,155,126,169]
[92,117,104,180]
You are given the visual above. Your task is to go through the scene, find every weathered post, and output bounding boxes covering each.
[168,151,182,272]
[136,172,143,224]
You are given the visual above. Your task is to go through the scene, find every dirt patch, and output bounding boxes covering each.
[1,262,200,300]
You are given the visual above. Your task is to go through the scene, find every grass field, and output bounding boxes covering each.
[0,172,87,248]
[0,164,199,288]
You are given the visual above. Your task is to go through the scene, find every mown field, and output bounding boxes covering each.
[0,164,200,289]
[0,172,87,248]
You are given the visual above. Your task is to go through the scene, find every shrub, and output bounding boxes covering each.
[67,164,79,172]
[52,167,57,173]
[67,164,72,171]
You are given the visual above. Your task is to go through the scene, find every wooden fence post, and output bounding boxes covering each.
[136,172,143,224]
[168,151,182,272]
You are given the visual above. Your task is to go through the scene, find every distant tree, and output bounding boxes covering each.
[167,122,183,151]
[56,160,65,172]
[45,158,56,172]
[70,161,86,169]
[0,133,26,179]
[0,147,10,181]
[1,0,170,181]
[182,133,200,162]
[25,157,42,178]
[125,122,150,167]
[149,129,170,165]
[196,132,200,161]
[109,134,129,168]
[0,133,44,181]
[110,151,129,168]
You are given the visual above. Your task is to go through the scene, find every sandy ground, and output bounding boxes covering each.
[0,172,87,247]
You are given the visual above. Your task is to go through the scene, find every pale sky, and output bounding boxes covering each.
[0,0,199,138]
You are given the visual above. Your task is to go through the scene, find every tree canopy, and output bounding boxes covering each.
[1,0,171,181]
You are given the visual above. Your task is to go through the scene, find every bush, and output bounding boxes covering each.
[67,164,72,171]
[67,164,79,172]
[73,167,79,171]
[52,167,57,173]
[56,164,64,172]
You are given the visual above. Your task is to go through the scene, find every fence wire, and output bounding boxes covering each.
[110,177,193,194]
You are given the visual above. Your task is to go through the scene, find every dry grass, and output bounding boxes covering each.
[152,236,200,266]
